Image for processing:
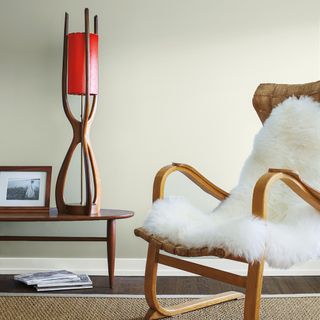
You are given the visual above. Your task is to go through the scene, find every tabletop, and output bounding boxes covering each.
[0,208,134,222]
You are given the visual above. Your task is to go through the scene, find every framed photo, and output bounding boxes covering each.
[0,166,52,213]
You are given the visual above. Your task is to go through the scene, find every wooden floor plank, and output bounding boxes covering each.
[0,275,319,295]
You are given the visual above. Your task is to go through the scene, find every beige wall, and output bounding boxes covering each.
[0,0,319,259]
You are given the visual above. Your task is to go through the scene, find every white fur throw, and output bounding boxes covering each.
[143,96,320,269]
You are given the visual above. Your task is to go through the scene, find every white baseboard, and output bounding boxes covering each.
[0,257,320,276]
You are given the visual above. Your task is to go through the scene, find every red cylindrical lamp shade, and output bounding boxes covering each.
[67,33,98,95]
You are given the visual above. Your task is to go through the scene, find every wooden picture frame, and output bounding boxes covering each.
[0,166,52,213]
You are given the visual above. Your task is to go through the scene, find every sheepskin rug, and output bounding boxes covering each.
[143,96,320,269]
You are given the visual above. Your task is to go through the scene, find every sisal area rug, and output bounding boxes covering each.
[0,295,320,319]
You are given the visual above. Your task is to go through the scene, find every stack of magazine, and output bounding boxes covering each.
[14,270,93,292]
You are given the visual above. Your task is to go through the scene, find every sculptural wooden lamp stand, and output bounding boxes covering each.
[56,8,101,215]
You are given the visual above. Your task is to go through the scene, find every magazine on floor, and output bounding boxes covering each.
[36,274,92,288]
[36,284,93,292]
[14,270,80,285]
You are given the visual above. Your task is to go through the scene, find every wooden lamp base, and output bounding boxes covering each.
[59,204,100,216]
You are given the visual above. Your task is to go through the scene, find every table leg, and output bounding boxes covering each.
[107,219,116,288]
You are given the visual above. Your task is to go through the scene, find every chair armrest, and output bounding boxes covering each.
[153,162,229,202]
[252,168,320,219]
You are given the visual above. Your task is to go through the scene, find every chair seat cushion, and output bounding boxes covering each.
[134,227,246,262]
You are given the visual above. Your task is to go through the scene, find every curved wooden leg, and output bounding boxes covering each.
[144,308,165,320]
[244,260,264,320]
[144,242,244,320]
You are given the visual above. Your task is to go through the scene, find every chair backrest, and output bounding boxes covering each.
[252,80,320,123]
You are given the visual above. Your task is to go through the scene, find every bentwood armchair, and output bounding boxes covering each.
[135,80,320,320]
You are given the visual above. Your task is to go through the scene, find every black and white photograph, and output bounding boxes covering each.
[0,166,52,211]
[6,178,40,201]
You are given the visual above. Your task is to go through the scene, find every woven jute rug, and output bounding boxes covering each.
[1,295,320,319]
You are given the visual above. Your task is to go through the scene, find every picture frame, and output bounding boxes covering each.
[0,166,52,213]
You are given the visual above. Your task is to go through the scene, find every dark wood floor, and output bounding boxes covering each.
[1,275,320,295]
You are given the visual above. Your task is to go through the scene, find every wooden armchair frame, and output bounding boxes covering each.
[135,80,320,320]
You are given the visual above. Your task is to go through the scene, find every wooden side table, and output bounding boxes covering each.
[0,208,134,288]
